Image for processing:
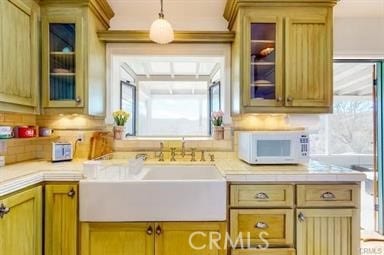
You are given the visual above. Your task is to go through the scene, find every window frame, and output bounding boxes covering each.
[120,80,137,136]
[208,81,221,135]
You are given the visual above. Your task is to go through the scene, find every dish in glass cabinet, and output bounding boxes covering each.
[52,68,71,73]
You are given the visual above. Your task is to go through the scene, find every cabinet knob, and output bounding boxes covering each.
[0,203,10,219]
[155,225,162,235]
[287,96,293,102]
[254,222,269,229]
[276,96,283,102]
[298,212,305,222]
[75,97,82,104]
[254,192,269,200]
[146,225,153,235]
[320,192,336,200]
[67,188,76,198]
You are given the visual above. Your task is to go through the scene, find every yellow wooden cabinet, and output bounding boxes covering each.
[40,0,114,116]
[225,0,336,114]
[81,222,226,255]
[0,0,39,114]
[296,209,359,255]
[0,186,42,255]
[45,184,78,255]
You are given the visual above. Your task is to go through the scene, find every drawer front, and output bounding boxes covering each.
[297,185,359,208]
[230,185,294,208]
[230,209,294,247]
[232,248,296,255]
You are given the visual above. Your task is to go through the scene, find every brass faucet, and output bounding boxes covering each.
[170,147,176,161]
[191,148,196,162]
[155,142,165,161]
[200,150,205,162]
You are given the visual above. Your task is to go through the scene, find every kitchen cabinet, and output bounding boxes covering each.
[224,0,336,114]
[296,184,360,255]
[81,222,226,255]
[0,0,39,114]
[40,0,114,116]
[229,183,360,255]
[45,184,78,255]
[296,209,359,255]
[0,186,42,255]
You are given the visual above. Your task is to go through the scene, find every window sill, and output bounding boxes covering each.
[113,136,232,152]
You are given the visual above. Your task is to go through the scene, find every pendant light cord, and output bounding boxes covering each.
[159,0,164,18]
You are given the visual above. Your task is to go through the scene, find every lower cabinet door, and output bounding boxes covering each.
[80,223,155,255]
[45,184,78,255]
[232,248,295,255]
[296,209,359,255]
[155,222,227,255]
[0,186,42,255]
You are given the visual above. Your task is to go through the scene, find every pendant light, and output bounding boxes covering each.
[149,0,174,44]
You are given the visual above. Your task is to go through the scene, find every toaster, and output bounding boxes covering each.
[52,142,73,162]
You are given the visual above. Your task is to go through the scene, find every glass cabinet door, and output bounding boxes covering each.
[49,24,76,101]
[244,17,283,107]
[42,16,83,108]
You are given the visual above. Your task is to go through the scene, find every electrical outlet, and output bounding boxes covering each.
[76,133,85,142]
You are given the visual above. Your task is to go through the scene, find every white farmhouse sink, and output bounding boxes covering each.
[79,165,226,222]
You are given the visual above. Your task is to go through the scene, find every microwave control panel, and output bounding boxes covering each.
[300,135,309,157]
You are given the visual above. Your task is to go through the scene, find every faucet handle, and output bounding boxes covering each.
[158,151,164,162]
[209,153,215,162]
[200,150,206,162]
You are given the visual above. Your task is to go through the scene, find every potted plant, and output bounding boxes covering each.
[211,110,224,140]
[112,110,130,140]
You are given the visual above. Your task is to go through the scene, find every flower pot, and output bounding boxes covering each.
[213,126,224,140]
[113,126,125,140]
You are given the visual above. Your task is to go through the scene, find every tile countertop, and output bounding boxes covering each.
[0,159,366,197]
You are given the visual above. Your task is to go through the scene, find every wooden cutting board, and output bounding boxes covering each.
[88,131,113,160]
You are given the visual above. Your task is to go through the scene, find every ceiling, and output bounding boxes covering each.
[121,56,222,78]
[334,63,375,96]
[107,0,384,31]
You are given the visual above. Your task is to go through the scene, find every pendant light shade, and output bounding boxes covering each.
[149,0,174,44]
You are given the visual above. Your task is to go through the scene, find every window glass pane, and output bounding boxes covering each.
[137,81,208,136]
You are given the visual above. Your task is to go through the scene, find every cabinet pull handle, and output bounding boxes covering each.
[320,192,336,200]
[287,96,293,102]
[276,96,283,102]
[255,192,269,200]
[254,222,269,229]
[75,97,81,104]
[67,188,76,198]
[298,212,305,222]
[0,203,10,219]
[146,226,153,235]
[155,225,162,235]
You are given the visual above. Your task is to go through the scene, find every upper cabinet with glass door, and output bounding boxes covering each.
[245,17,283,107]
[225,0,336,114]
[42,17,83,108]
[40,0,114,116]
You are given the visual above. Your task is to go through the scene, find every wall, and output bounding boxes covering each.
[334,17,384,58]
[0,112,53,164]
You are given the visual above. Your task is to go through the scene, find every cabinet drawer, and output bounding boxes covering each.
[232,248,295,255]
[230,185,294,208]
[230,209,294,247]
[297,185,359,208]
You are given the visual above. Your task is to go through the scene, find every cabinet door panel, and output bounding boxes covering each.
[285,15,332,108]
[45,184,78,255]
[0,0,38,107]
[296,209,359,255]
[156,222,226,255]
[0,186,42,255]
[80,223,154,255]
[242,15,284,107]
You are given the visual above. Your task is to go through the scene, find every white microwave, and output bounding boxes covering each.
[238,131,309,165]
